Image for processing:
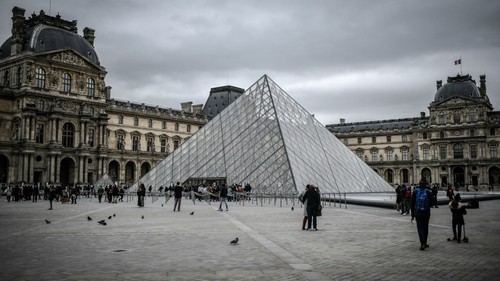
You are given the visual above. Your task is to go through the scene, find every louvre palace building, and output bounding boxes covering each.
[0,7,210,187]
[327,74,500,190]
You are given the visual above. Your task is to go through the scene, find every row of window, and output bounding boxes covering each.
[436,111,484,125]
[355,143,498,162]
[115,134,180,153]
[349,128,497,145]
[32,122,95,147]
[117,115,195,132]
[34,67,96,96]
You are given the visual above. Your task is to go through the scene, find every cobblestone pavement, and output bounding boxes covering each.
[0,194,499,281]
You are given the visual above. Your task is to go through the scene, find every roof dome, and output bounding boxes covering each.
[433,74,481,103]
[0,8,100,65]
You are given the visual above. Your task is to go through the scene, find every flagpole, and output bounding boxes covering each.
[460,56,462,75]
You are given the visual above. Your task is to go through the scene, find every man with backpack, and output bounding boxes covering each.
[411,179,433,251]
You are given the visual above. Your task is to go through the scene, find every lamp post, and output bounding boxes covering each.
[468,170,472,191]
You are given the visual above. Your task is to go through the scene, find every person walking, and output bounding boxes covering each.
[6,186,12,202]
[301,184,320,231]
[411,179,433,250]
[449,193,467,243]
[48,186,55,210]
[173,182,183,211]
[218,184,229,211]
[97,186,104,203]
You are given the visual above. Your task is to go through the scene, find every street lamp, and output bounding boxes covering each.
[468,171,472,191]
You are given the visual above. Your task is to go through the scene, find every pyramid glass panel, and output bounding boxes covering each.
[132,75,393,194]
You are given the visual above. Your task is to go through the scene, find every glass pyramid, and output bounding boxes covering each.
[132,75,393,194]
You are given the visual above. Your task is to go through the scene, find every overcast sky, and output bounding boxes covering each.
[1,0,499,125]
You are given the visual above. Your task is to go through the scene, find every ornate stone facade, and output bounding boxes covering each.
[327,74,500,190]
[0,7,208,187]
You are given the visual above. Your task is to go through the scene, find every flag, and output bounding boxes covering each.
[454,59,461,65]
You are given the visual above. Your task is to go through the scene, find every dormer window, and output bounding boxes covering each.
[87,78,95,97]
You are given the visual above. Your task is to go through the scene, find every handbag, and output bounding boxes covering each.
[317,204,322,216]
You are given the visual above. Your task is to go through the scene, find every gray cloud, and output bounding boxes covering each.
[1,0,499,124]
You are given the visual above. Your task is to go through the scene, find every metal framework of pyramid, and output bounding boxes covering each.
[132,75,393,194]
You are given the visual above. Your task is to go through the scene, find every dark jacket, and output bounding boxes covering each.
[411,187,432,217]
[302,188,320,207]
[174,185,183,198]
[219,186,228,198]
[449,201,467,224]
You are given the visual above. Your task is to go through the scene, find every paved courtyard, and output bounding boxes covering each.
[1,193,499,281]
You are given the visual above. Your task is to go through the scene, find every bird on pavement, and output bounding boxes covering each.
[230,237,239,244]
[113,214,116,217]
[141,215,144,219]
[291,206,294,211]
[45,219,51,224]
[108,216,112,220]
[161,204,164,207]
[87,216,93,221]
[97,220,106,225]
[190,212,194,215]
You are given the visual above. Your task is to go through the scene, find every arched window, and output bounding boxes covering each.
[87,78,95,97]
[62,73,72,92]
[118,115,124,124]
[187,124,191,132]
[148,119,153,128]
[453,111,461,124]
[162,121,166,129]
[174,123,179,131]
[453,143,464,159]
[134,117,139,126]
[36,68,46,88]
[62,123,75,147]
[423,132,428,139]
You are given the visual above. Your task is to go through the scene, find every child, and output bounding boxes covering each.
[449,193,467,243]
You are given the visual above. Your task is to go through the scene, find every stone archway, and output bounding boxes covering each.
[421,168,432,184]
[140,162,151,178]
[453,166,465,188]
[60,157,76,187]
[108,160,120,182]
[385,169,394,184]
[125,161,136,185]
[0,155,9,184]
[400,169,410,184]
[489,166,500,186]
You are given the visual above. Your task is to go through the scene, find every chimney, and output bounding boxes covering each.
[436,80,442,91]
[479,75,486,96]
[83,27,95,47]
[181,102,193,113]
[420,112,426,118]
[11,7,26,56]
[192,104,203,114]
[340,118,345,125]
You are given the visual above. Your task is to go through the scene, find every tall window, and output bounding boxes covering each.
[132,136,140,151]
[13,122,20,141]
[491,144,498,158]
[174,139,180,149]
[453,111,461,124]
[38,100,44,110]
[440,131,445,139]
[491,128,496,136]
[402,135,408,142]
[162,121,166,129]
[174,123,179,131]
[467,112,476,122]
[88,128,94,147]
[117,134,124,150]
[453,143,464,159]
[3,70,10,87]
[423,132,428,140]
[147,137,154,152]
[401,148,409,161]
[372,137,376,144]
[62,73,72,92]
[134,117,139,126]
[439,145,446,160]
[62,123,74,147]
[357,137,362,144]
[118,115,124,124]
[87,78,95,97]
[386,149,393,161]
[356,150,363,159]
[16,67,22,87]
[187,124,191,133]
[470,144,477,159]
[160,139,167,153]
[386,136,391,143]
[371,150,378,162]
[422,146,429,160]
[470,129,475,137]
[36,68,46,88]
[35,123,44,144]
[148,119,153,128]
[438,114,445,125]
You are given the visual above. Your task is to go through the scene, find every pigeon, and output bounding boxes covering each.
[97,220,106,225]
[230,237,239,244]
[190,212,194,215]
[87,216,93,221]
[161,204,164,207]
[108,216,112,220]
[45,219,51,224]
[291,206,294,211]
[141,215,144,219]
[113,214,116,217]
[99,222,107,226]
